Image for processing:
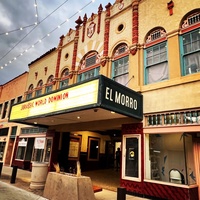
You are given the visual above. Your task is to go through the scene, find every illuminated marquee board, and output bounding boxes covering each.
[10,75,143,122]
[10,79,99,120]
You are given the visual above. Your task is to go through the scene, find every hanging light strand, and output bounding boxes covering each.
[0,0,70,63]
[34,0,39,24]
[0,0,96,69]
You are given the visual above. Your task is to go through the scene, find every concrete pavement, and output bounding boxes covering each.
[0,181,47,200]
[0,166,149,200]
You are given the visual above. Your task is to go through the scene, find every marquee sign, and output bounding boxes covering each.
[10,80,99,120]
[9,75,143,122]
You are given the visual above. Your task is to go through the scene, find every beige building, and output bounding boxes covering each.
[0,72,29,166]
[8,0,200,199]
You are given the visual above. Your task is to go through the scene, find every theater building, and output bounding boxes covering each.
[9,0,200,199]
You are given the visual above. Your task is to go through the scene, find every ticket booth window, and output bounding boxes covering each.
[122,134,141,181]
[32,137,53,163]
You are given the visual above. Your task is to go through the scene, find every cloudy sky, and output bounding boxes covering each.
[0,0,115,85]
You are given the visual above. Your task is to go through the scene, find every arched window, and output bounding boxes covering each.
[45,75,54,93]
[26,84,34,100]
[112,43,129,85]
[35,80,43,97]
[144,27,168,84]
[179,10,200,76]
[77,51,100,82]
[60,68,69,88]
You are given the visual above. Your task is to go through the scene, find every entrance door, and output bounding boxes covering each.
[5,139,14,165]
[105,141,115,168]
[122,134,141,181]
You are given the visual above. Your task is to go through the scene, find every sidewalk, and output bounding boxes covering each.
[0,166,150,200]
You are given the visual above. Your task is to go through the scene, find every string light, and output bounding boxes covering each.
[0,0,96,69]
[0,1,39,36]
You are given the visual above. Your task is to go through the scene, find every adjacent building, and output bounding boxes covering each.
[5,0,200,199]
[0,72,28,166]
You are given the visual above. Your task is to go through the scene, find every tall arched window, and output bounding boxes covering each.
[112,43,129,85]
[144,27,168,84]
[77,51,100,82]
[45,75,54,93]
[60,68,69,88]
[35,80,43,97]
[26,84,34,100]
[179,10,200,76]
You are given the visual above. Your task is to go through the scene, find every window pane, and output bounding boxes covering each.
[60,79,69,88]
[183,29,200,54]
[114,73,128,86]
[11,126,17,137]
[77,67,100,82]
[44,139,52,162]
[184,51,200,75]
[145,133,196,185]
[16,147,26,160]
[27,93,32,100]
[32,149,44,162]
[147,62,168,84]
[35,89,42,97]
[24,138,34,160]
[191,33,200,51]
[45,85,53,93]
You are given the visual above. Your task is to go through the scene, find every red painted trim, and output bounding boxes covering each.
[121,180,199,200]
[145,37,167,48]
[78,64,100,74]
[55,35,64,78]
[103,3,111,57]
[132,2,139,45]
[112,52,129,60]
[82,14,87,42]
[181,22,200,34]
[97,4,103,34]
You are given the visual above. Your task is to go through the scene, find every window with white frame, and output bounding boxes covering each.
[45,75,54,93]
[122,134,141,181]
[77,52,100,83]
[112,44,129,86]
[144,28,168,84]
[60,68,69,88]
[145,133,196,185]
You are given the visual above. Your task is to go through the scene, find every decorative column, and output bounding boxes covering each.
[102,3,111,67]
[130,1,139,55]
[82,14,87,42]
[55,35,64,79]
[71,16,83,79]
[97,4,103,34]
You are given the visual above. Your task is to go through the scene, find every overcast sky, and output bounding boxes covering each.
[0,0,115,85]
